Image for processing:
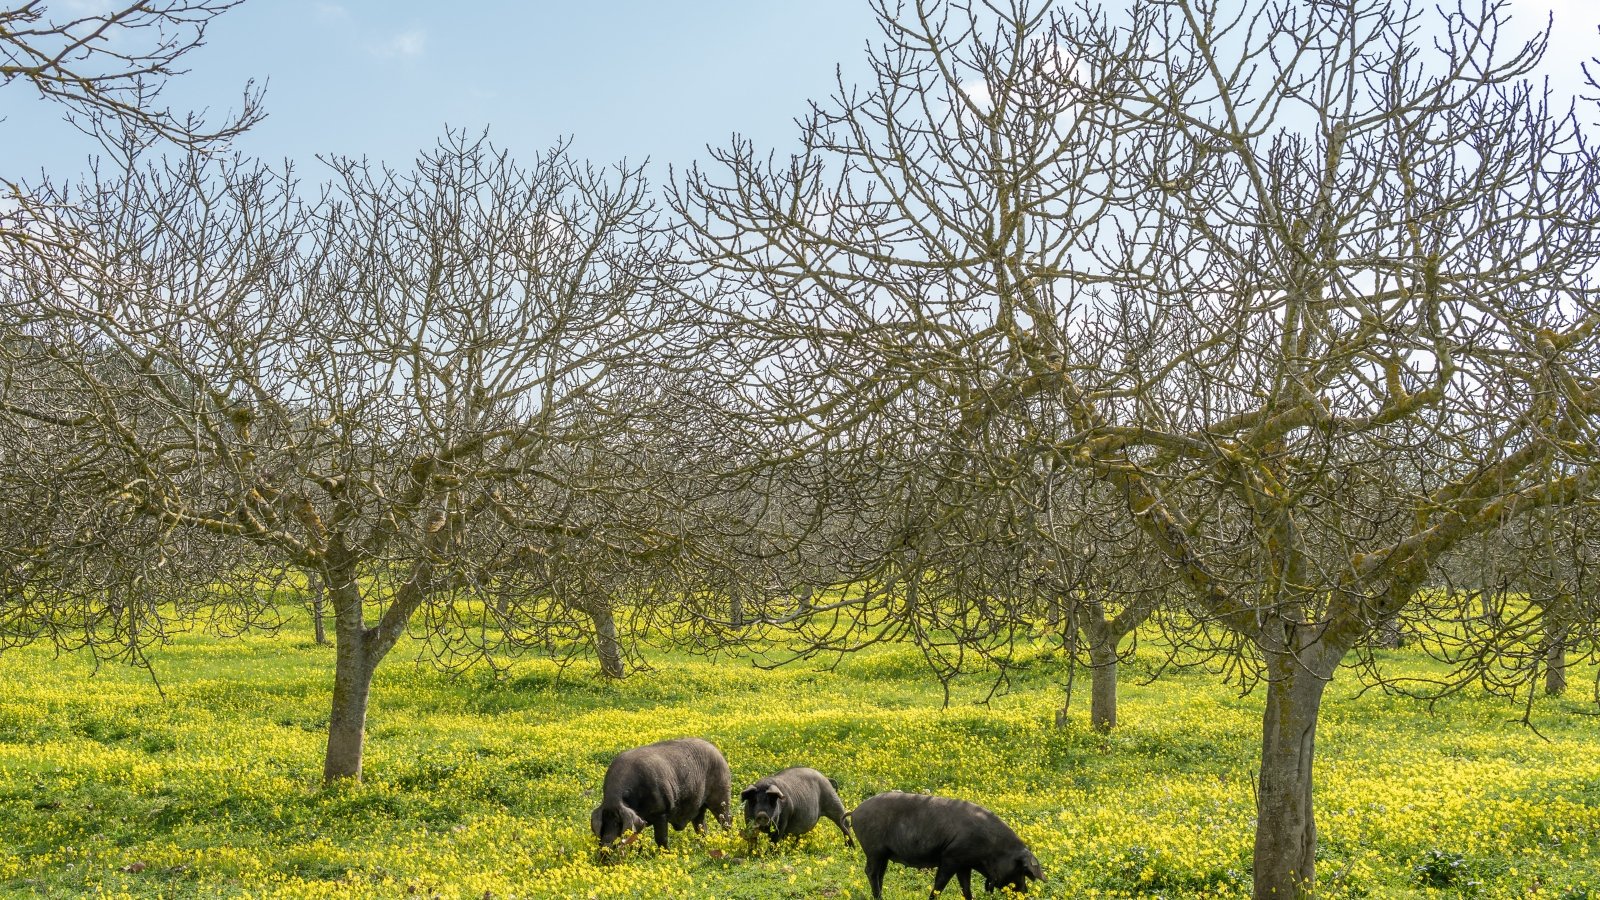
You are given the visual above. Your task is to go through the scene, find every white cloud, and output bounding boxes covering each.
[954,44,1085,133]
[958,78,993,112]
[370,28,426,59]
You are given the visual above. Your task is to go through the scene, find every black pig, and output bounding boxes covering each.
[590,738,732,850]
[740,767,854,846]
[852,791,1043,899]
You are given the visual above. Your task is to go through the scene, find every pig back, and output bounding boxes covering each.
[605,738,730,820]
[853,791,1022,868]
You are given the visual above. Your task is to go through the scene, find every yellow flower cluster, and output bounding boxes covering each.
[0,628,1594,898]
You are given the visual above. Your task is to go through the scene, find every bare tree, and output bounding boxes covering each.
[2,131,700,782]
[1426,501,1599,703]
[1030,468,1174,732]
[0,1,260,151]
[2,1,263,264]
[679,361,1061,700]
[678,2,1600,897]
[0,333,276,662]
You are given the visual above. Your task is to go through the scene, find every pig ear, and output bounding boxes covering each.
[739,786,760,802]
[1022,851,1044,881]
[624,806,647,830]
[766,786,785,801]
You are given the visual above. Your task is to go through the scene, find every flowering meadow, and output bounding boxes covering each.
[0,625,1595,899]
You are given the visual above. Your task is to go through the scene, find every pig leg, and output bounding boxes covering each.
[865,853,889,900]
[833,814,855,847]
[821,801,854,847]
[955,869,973,900]
[651,817,670,849]
[693,808,707,834]
[931,864,957,897]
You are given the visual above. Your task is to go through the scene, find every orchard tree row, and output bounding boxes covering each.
[3,2,1599,897]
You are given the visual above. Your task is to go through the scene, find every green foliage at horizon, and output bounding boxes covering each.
[0,616,1595,898]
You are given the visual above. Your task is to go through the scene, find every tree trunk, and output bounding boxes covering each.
[730,592,745,628]
[1254,659,1330,900]
[324,595,374,783]
[1073,606,1122,733]
[309,574,328,646]
[1480,593,1503,627]
[1088,634,1118,733]
[590,605,625,678]
[1374,612,1403,649]
[1545,613,1569,697]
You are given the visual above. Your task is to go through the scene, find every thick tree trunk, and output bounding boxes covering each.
[1254,660,1330,900]
[1087,630,1118,733]
[1070,602,1125,733]
[317,554,439,784]
[730,593,745,628]
[1545,616,1569,697]
[324,603,375,783]
[590,605,625,679]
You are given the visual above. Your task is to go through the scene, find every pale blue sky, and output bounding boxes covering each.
[2,1,878,178]
[2,0,1595,183]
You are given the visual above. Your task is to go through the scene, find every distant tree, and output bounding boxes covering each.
[306,572,328,646]
[1427,502,1599,703]
[1536,509,1598,697]
[676,355,1057,701]
[0,337,273,662]
[1,131,702,782]
[1029,468,1174,732]
[677,2,1600,898]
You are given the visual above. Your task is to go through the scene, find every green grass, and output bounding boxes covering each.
[0,621,1595,898]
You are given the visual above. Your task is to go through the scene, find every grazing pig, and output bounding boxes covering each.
[740,767,854,846]
[853,791,1043,899]
[590,738,732,850]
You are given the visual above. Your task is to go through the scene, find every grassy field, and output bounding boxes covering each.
[0,620,1596,899]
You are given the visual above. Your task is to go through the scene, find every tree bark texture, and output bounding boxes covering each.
[590,605,625,679]
[324,608,374,783]
[1545,614,1570,697]
[1253,658,1330,900]
[1087,628,1119,733]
